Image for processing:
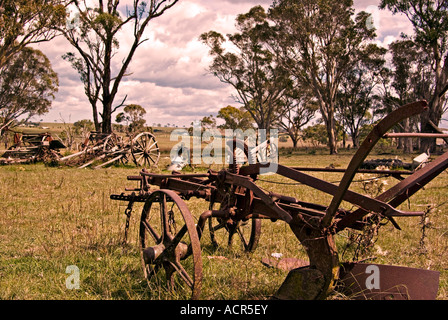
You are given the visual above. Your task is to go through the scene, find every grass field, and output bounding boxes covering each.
[1,127,447,300]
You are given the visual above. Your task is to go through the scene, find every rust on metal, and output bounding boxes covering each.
[322,100,428,228]
[0,129,161,168]
[110,100,447,300]
[59,131,160,169]
[139,189,203,299]
[384,132,448,138]
[338,263,440,300]
[0,131,65,165]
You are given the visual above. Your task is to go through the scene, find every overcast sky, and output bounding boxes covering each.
[32,0,416,127]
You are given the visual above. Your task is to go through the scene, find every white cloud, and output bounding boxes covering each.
[33,0,414,127]
[354,0,414,47]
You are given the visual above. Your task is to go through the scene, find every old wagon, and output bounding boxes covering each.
[59,131,160,169]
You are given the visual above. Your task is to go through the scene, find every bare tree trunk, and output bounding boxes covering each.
[292,138,298,149]
[403,118,413,153]
[420,97,443,154]
[351,132,359,149]
[326,115,338,154]
[102,101,112,134]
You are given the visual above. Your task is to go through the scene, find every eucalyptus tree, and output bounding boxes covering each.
[377,39,433,152]
[276,86,318,149]
[115,103,146,133]
[337,42,387,148]
[0,0,67,68]
[60,0,179,133]
[217,105,254,131]
[380,0,448,152]
[200,5,292,132]
[269,0,377,154]
[0,47,59,129]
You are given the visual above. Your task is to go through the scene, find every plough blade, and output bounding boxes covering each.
[338,263,440,300]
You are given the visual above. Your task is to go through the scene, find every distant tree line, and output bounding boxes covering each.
[1,0,448,156]
[201,0,448,154]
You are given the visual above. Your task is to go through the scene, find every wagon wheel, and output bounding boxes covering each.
[139,190,202,299]
[207,138,261,253]
[103,133,119,153]
[103,134,130,165]
[131,132,160,167]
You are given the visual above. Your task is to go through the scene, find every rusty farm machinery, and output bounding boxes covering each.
[0,130,66,165]
[1,129,160,169]
[58,131,160,169]
[111,101,448,300]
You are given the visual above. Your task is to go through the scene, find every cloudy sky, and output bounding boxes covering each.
[32,0,415,127]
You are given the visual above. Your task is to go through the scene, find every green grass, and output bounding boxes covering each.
[1,144,447,300]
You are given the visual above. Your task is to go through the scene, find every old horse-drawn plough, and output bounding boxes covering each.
[111,101,447,300]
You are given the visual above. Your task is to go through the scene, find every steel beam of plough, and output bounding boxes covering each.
[241,163,424,220]
[384,133,448,138]
[336,149,448,231]
[290,167,414,175]
[222,171,293,223]
[321,100,429,228]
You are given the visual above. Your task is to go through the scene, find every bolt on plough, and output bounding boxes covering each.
[111,100,447,300]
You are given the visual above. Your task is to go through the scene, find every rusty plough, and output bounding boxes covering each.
[111,101,447,300]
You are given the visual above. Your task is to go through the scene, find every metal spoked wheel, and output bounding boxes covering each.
[139,190,202,300]
[131,132,160,168]
[208,198,261,253]
[207,138,261,253]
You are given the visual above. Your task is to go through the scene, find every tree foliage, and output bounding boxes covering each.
[0,46,58,128]
[200,6,292,131]
[217,105,254,131]
[115,104,146,133]
[376,39,433,152]
[60,0,179,133]
[73,119,94,135]
[0,0,67,68]
[276,86,318,148]
[269,0,377,154]
[380,0,448,152]
[337,43,387,148]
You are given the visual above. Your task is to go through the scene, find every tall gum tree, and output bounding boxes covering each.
[269,0,377,154]
[380,0,448,153]
[337,42,387,149]
[60,0,179,133]
[200,6,292,132]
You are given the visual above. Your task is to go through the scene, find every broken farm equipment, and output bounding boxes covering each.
[0,131,66,165]
[59,131,160,169]
[111,100,448,300]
